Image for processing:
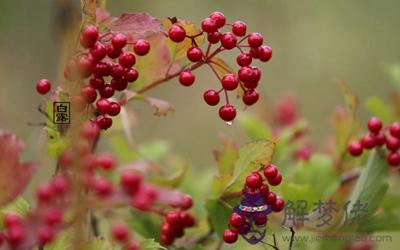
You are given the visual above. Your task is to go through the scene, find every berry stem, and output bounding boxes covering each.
[209,59,231,73]
[207,62,223,82]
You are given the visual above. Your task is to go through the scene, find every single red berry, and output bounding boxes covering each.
[386,136,400,151]
[375,132,386,146]
[201,17,217,32]
[93,61,112,76]
[272,197,285,212]
[106,45,122,59]
[263,164,278,179]
[247,33,263,48]
[36,79,52,95]
[236,53,252,66]
[133,39,150,56]
[166,211,181,225]
[111,64,125,79]
[97,153,115,170]
[260,184,269,196]
[174,225,184,238]
[51,175,69,195]
[387,152,400,167]
[96,116,113,130]
[207,31,221,44]
[203,89,220,106]
[108,102,121,116]
[4,213,23,228]
[209,11,226,28]
[232,21,247,36]
[179,71,195,86]
[90,76,105,89]
[96,98,111,114]
[181,195,193,210]
[80,25,98,48]
[126,242,140,250]
[80,85,97,103]
[238,66,254,83]
[112,223,130,242]
[258,45,272,62]
[168,25,186,43]
[187,47,203,62]
[250,47,261,59]
[93,177,113,197]
[367,117,382,134]
[223,229,238,244]
[37,184,54,203]
[120,171,142,195]
[390,122,400,138]
[268,173,282,186]
[125,68,139,82]
[161,223,174,236]
[180,212,195,227]
[7,225,26,245]
[348,141,363,156]
[77,54,94,78]
[239,222,251,234]
[242,66,261,89]
[112,33,128,49]
[37,225,55,245]
[160,234,174,245]
[43,207,63,226]
[246,172,263,189]
[111,78,128,91]
[221,73,239,90]
[100,85,115,98]
[254,214,267,225]
[360,134,376,149]
[119,52,136,68]
[242,89,259,105]
[219,104,237,121]
[90,42,107,60]
[265,191,277,205]
[220,32,237,50]
[229,213,245,228]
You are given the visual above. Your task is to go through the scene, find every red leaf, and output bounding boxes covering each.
[0,131,37,206]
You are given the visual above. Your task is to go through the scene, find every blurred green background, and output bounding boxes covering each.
[1,0,400,249]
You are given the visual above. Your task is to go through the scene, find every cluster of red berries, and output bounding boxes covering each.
[35,25,150,130]
[168,11,272,122]
[348,117,400,167]
[159,199,195,245]
[223,164,285,244]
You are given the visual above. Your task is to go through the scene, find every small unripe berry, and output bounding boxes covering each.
[232,21,247,36]
[203,89,220,106]
[179,71,195,86]
[133,39,150,56]
[168,25,186,43]
[219,104,236,121]
[36,79,52,95]
[348,141,363,156]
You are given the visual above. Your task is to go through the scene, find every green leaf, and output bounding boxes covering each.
[223,140,275,193]
[211,174,232,198]
[345,150,388,222]
[215,136,238,175]
[237,113,271,140]
[205,199,232,237]
[279,182,320,211]
[386,63,400,92]
[109,135,139,162]
[138,140,169,162]
[365,96,396,123]
[358,211,400,233]
[128,211,161,239]
[151,158,188,187]
[140,238,167,250]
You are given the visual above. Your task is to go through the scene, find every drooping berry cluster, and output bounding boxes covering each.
[36,25,150,130]
[223,164,284,244]
[168,11,272,122]
[348,117,400,167]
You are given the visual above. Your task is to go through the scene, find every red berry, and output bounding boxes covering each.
[37,225,55,245]
[187,47,203,62]
[36,79,52,94]
[106,45,122,59]
[111,64,125,79]
[239,222,251,234]
[108,102,121,116]
[263,164,278,179]
[166,211,181,225]
[90,77,105,89]
[112,223,130,242]
[250,47,261,59]
[272,197,285,212]
[43,207,63,226]
[242,66,261,88]
[160,234,174,245]
[242,89,259,105]
[97,153,115,170]
[96,98,111,114]
[367,117,382,134]
[260,184,269,196]
[4,213,23,228]
[133,39,150,56]
[386,136,400,151]
[221,32,237,50]
[390,122,400,138]
[168,25,186,43]
[265,192,277,205]
[201,17,217,32]
[232,21,247,36]
[268,174,282,186]
[181,195,193,210]
[119,52,136,68]
[96,116,113,130]
[248,33,263,48]
[100,85,115,98]
[77,54,94,78]
[236,53,252,66]
[179,71,195,86]
[246,172,263,189]
[203,90,220,106]
[93,177,113,197]
[120,171,142,195]
[223,229,238,244]
[221,73,239,90]
[229,213,245,228]
[161,223,174,236]
[254,214,267,225]
[7,225,26,245]
[93,62,111,76]
[375,132,386,146]
[37,183,54,203]
[125,68,139,82]
[387,152,400,167]
[207,31,221,44]
[126,242,140,250]
[348,141,363,156]
[209,11,226,28]
[258,45,272,62]
[90,42,107,60]
[219,104,237,121]
[174,226,184,238]
[360,134,376,149]
[51,175,69,195]
[80,85,97,103]
[112,33,128,49]
[238,66,254,83]
[80,25,98,48]
[180,212,195,227]
[111,78,128,91]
